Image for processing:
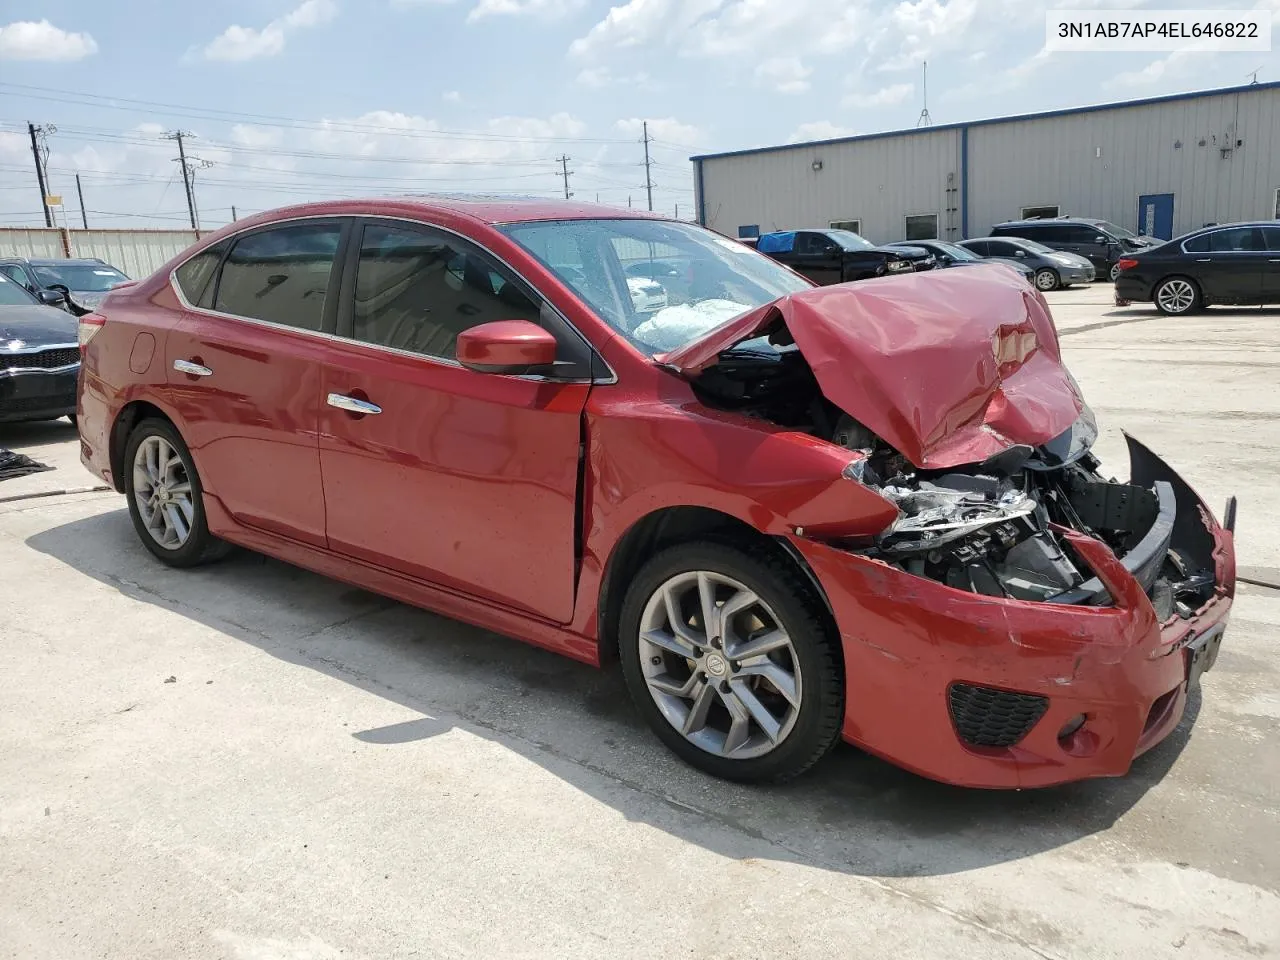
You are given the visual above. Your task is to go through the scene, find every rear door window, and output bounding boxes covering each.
[214,222,344,331]
[1206,227,1265,252]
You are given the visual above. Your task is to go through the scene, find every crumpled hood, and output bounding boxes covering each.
[659,263,1084,469]
[0,304,79,345]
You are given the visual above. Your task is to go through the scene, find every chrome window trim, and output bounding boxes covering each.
[1179,226,1268,255]
[168,213,618,386]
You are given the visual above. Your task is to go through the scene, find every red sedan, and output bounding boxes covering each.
[76,197,1236,787]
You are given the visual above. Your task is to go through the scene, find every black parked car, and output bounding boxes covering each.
[0,256,129,313]
[0,273,80,425]
[757,229,934,284]
[957,237,1095,291]
[1114,221,1280,315]
[884,239,1035,282]
[990,217,1161,282]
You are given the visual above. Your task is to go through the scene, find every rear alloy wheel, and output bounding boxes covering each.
[124,418,231,567]
[618,542,843,783]
[1108,262,1122,283]
[1033,268,1060,292]
[1154,277,1201,316]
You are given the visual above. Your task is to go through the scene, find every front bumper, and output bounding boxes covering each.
[0,367,78,422]
[793,438,1235,789]
[1062,266,1096,284]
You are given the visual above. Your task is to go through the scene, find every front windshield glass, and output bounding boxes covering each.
[933,241,979,261]
[1015,239,1056,255]
[31,263,128,292]
[827,229,875,251]
[1097,221,1136,240]
[498,218,812,355]
[0,275,38,306]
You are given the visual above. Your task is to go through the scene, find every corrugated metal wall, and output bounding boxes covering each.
[699,128,963,244]
[967,87,1280,238]
[0,228,199,279]
[698,86,1280,243]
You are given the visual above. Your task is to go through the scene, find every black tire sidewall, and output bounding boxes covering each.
[617,541,844,783]
[122,418,220,567]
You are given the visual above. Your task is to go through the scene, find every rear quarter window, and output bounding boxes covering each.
[174,242,227,308]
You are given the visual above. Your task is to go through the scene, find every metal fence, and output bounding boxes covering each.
[0,228,201,280]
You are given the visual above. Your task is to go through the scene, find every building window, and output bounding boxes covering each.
[829,219,861,234]
[904,214,938,241]
[1021,205,1060,220]
[738,224,760,239]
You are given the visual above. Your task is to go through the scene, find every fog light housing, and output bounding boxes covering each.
[1057,714,1087,741]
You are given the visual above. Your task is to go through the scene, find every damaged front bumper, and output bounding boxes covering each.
[792,439,1236,789]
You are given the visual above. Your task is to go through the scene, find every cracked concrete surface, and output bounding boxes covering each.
[1,287,1278,959]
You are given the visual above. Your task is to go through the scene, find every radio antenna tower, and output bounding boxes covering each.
[916,61,932,127]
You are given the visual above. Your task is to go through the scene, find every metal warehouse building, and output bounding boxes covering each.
[692,82,1280,245]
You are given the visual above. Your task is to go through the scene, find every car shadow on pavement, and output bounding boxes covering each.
[28,507,1204,880]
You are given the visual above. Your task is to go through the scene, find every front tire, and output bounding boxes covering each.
[1154,276,1201,315]
[1033,268,1060,292]
[123,418,231,567]
[618,541,844,783]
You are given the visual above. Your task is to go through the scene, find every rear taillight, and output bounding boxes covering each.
[78,312,106,349]
[1117,257,1139,272]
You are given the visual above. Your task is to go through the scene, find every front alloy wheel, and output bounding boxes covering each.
[1033,268,1059,291]
[1109,262,1122,282]
[638,570,803,760]
[619,542,843,782]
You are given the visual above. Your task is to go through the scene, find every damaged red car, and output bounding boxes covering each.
[77,198,1237,788]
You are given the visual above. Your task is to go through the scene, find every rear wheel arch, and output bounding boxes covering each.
[109,400,175,493]
[595,506,837,665]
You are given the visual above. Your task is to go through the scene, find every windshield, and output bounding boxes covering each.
[498,218,812,355]
[932,241,979,261]
[828,230,875,252]
[31,263,129,292]
[0,275,38,306]
[1097,221,1136,240]
[1014,239,1056,255]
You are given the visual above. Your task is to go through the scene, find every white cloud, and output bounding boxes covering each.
[202,0,337,61]
[755,57,812,94]
[788,120,856,142]
[575,66,650,87]
[442,90,462,102]
[843,82,914,108]
[468,0,584,19]
[0,20,97,61]
[571,0,723,58]
[230,124,283,148]
[877,0,978,70]
[616,117,705,147]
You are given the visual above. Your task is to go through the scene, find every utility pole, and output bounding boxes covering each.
[557,155,573,200]
[642,121,654,212]
[28,122,52,227]
[75,174,88,229]
[231,205,238,222]
[675,203,679,219]
[166,130,198,229]
[166,131,213,231]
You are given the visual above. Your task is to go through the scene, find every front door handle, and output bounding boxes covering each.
[1195,258,1211,263]
[327,393,382,416]
[174,359,213,377]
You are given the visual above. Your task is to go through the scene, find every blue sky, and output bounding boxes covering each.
[1,0,1277,229]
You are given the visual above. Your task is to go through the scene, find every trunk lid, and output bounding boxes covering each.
[659,264,1083,469]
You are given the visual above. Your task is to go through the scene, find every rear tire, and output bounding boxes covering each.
[1153,276,1202,315]
[618,541,844,783]
[1033,268,1060,292]
[123,418,231,568]
[1108,262,1122,283]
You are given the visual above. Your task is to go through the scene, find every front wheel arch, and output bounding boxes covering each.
[596,506,837,666]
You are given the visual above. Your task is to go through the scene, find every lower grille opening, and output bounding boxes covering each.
[1144,688,1180,734]
[948,683,1049,748]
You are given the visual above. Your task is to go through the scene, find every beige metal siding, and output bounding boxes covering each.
[967,87,1280,239]
[0,228,200,279]
[700,129,963,244]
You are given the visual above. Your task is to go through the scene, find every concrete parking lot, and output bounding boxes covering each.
[1,286,1278,960]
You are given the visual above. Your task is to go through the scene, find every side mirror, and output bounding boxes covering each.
[1014,250,1027,257]
[457,320,557,374]
[37,288,66,306]
[1095,236,1109,245]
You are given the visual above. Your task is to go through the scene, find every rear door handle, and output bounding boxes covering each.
[1195,258,1211,263]
[326,393,382,415]
[173,359,212,377]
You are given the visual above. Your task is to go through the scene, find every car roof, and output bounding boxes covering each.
[994,217,1103,227]
[223,195,666,229]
